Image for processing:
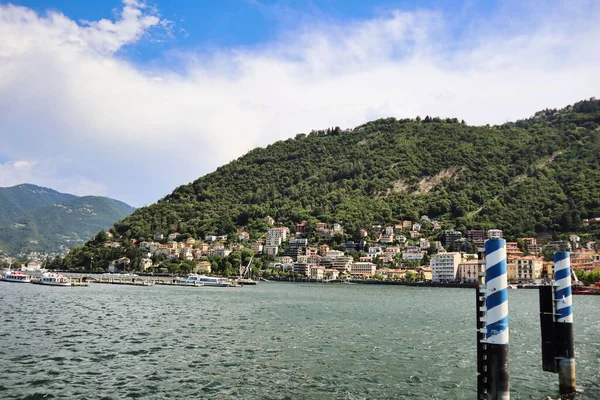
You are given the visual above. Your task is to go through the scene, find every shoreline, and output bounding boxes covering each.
[264,276,478,288]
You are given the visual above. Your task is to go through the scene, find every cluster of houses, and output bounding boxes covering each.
[96,214,600,282]
[0,251,53,271]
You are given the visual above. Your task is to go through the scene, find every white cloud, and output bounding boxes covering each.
[0,160,107,197]
[0,0,599,206]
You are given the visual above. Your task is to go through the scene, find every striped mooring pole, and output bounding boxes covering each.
[477,238,510,400]
[554,251,576,393]
[539,251,576,394]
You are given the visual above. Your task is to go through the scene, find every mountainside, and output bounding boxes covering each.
[0,184,76,225]
[66,98,600,266]
[0,185,135,254]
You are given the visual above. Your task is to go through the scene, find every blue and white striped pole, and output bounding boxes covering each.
[554,251,576,393]
[485,238,509,400]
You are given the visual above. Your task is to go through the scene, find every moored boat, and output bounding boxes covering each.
[1,270,32,283]
[31,272,72,286]
[572,287,600,296]
[184,275,231,287]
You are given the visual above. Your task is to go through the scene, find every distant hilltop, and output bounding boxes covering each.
[0,184,134,255]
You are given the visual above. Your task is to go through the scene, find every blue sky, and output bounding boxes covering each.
[14,0,506,70]
[0,0,598,206]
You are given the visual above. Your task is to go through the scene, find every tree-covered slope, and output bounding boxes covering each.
[0,194,135,254]
[105,98,599,244]
[0,184,76,225]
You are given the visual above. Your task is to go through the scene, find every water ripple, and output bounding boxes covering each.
[1,282,598,399]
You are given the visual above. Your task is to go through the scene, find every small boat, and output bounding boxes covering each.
[1,270,32,283]
[31,272,72,286]
[184,275,231,287]
[236,256,258,285]
[572,287,600,296]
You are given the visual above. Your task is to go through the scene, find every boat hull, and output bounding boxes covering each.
[31,280,72,287]
[0,278,31,283]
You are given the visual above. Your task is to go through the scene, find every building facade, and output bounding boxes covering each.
[431,252,462,282]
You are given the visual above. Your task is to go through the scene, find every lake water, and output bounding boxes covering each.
[0,282,598,399]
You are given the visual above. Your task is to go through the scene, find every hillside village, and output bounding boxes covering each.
[26,214,600,284]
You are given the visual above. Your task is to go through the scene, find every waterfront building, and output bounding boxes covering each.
[514,256,543,281]
[324,269,340,280]
[309,266,325,280]
[331,256,353,273]
[140,258,152,271]
[431,252,462,282]
[195,261,212,274]
[458,260,479,283]
[350,262,376,276]
[377,268,406,279]
[416,267,433,281]
[292,262,310,276]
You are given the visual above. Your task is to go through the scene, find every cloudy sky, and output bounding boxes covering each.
[0,0,598,206]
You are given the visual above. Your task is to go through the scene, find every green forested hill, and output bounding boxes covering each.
[0,184,76,225]
[0,187,135,254]
[66,98,600,266]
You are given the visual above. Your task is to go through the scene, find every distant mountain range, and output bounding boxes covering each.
[0,184,134,255]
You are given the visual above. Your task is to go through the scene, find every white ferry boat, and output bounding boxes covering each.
[184,275,231,287]
[32,272,72,286]
[1,270,32,283]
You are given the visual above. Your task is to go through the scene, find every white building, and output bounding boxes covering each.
[267,227,290,241]
[331,256,353,273]
[325,250,345,259]
[310,266,325,280]
[402,252,425,260]
[431,252,462,282]
[487,229,503,239]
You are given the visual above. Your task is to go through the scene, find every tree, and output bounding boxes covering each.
[405,271,418,281]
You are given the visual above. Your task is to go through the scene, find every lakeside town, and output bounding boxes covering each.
[4,215,600,285]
